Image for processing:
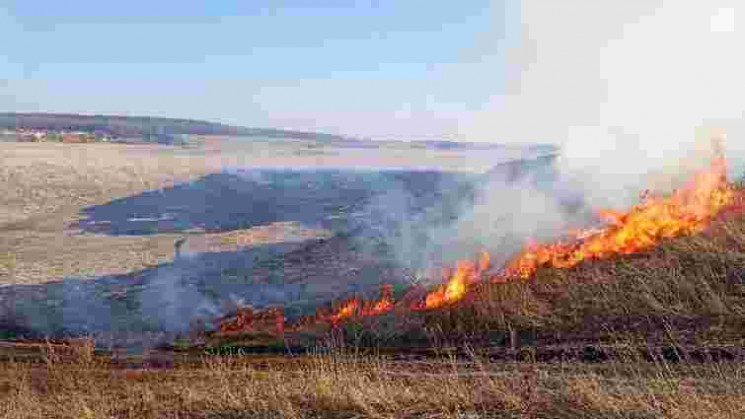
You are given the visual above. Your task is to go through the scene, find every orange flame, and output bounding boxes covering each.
[413,251,490,310]
[318,284,396,326]
[218,306,285,336]
[323,298,361,325]
[416,149,736,307]
[500,151,734,280]
[361,284,395,316]
[219,145,739,333]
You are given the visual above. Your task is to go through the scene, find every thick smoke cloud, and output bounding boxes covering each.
[463,1,745,205]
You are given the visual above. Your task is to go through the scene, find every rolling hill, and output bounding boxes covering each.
[0,112,350,142]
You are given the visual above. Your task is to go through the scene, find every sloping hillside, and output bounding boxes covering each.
[0,112,349,142]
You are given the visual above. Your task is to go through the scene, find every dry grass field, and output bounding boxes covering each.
[0,339,742,419]
[0,142,335,284]
[1,200,743,418]
[0,141,510,285]
[0,143,212,284]
[1,141,744,418]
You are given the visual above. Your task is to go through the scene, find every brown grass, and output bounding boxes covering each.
[0,143,216,284]
[2,143,744,417]
[0,143,332,284]
[0,341,742,419]
[384,208,745,349]
[3,208,744,417]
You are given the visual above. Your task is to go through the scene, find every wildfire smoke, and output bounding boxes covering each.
[499,146,734,280]
[220,146,740,334]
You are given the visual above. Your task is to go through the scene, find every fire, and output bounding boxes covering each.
[318,284,396,325]
[218,306,285,336]
[500,151,734,279]
[218,144,740,332]
[323,299,361,325]
[361,284,395,316]
[413,251,490,310]
[413,148,736,307]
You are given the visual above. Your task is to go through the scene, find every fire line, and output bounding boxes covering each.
[220,147,738,334]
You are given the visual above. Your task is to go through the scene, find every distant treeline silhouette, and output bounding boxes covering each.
[0,112,349,142]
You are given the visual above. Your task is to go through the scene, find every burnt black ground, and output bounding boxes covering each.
[76,169,478,236]
[1,157,563,347]
[1,169,481,344]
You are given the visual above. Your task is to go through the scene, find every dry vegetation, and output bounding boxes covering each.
[0,143,332,284]
[0,143,213,284]
[1,142,744,418]
[0,340,742,419]
[1,195,743,418]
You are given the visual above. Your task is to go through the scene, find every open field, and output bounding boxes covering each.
[2,201,744,417]
[0,141,528,285]
[1,141,744,418]
[0,341,743,419]
[0,143,219,284]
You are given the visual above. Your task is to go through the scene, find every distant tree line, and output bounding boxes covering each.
[0,112,349,143]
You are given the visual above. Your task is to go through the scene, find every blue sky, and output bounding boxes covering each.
[1,0,519,140]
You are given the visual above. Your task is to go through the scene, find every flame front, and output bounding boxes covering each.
[323,299,361,325]
[413,251,490,310]
[416,148,735,308]
[220,145,739,332]
[361,284,395,316]
[501,151,734,279]
[219,306,285,336]
[319,284,396,325]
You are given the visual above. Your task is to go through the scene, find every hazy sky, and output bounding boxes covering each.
[0,0,517,140]
[2,0,745,150]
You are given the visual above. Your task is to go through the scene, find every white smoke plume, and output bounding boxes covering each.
[462,0,745,206]
[401,1,745,275]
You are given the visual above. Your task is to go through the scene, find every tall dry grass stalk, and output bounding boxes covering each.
[0,339,743,418]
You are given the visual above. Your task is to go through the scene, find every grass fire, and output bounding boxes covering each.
[5,0,745,416]
[219,144,742,334]
[3,139,744,419]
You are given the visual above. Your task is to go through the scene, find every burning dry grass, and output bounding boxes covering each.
[221,184,745,355]
[0,342,743,419]
[2,143,745,417]
[270,151,744,335]
[476,207,745,332]
[366,209,745,350]
[175,198,745,417]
